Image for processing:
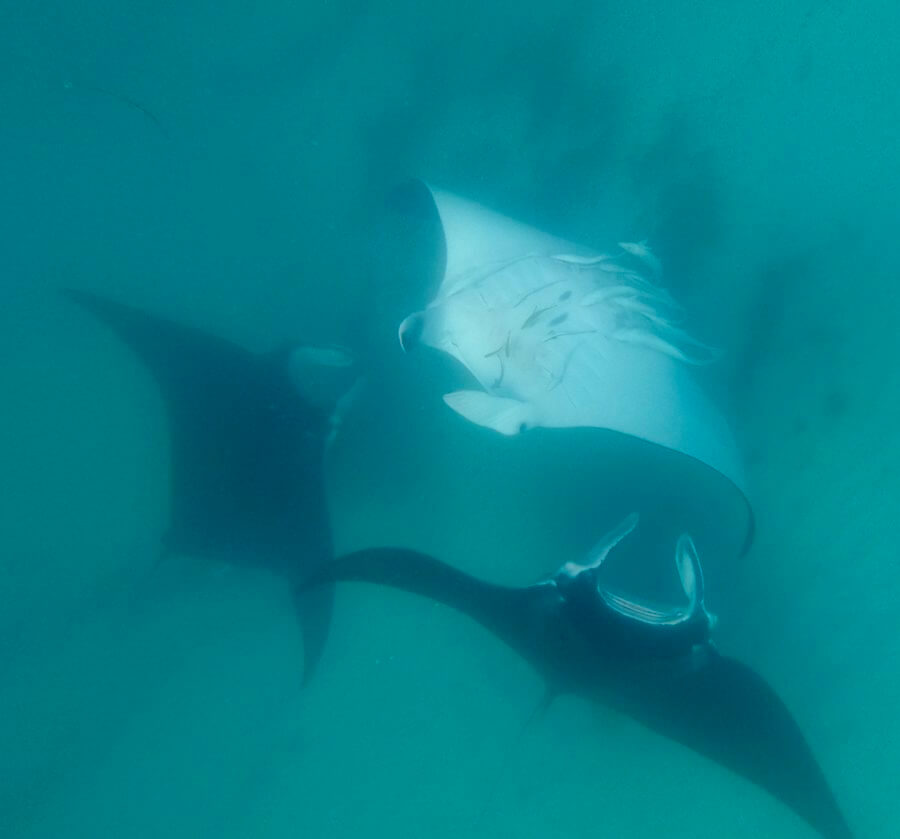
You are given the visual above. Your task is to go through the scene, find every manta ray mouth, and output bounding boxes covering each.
[604,530,712,637]
[598,588,700,628]
[557,515,713,651]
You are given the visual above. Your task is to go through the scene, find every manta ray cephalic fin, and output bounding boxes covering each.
[443,390,534,435]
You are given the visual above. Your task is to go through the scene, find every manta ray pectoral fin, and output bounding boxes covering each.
[65,288,340,687]
[301,548,545,674]
[666,654,854,839]
[443,391,534,435]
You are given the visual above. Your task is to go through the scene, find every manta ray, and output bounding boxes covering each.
[303,515,852,839]
[389,182,753,561]
[400,248,717,436]
[64,289,359,683]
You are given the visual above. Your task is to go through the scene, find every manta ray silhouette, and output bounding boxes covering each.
[65,289,357,683]
[303,539,852,839]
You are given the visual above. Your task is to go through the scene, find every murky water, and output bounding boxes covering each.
[2,2,898,836]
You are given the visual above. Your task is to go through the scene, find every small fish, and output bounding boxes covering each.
[618,240,663,279]
[580,286,642,307]
[550,253,616,265]
[493,354,507,387]
[64,80,171,139]
[512,279,566,309]
[543,329,599,343]
[611,328,716,364]
[521,304,558,329]
[614,296,683,329]
[483,334,509,358]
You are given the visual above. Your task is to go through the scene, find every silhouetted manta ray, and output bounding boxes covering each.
[303,515,852,838]
[65,289,359,684]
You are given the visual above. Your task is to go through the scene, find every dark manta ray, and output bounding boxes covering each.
[65,289,359,683]
[303,515,852,838]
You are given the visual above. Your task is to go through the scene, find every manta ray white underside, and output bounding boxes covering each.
[397,184,746,503]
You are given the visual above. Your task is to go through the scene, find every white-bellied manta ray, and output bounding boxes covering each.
[302,514,852,838]
[388,181,754,562]
[64,289,359,684]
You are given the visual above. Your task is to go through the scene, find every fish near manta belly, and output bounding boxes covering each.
[63,288,359,684]
[302,531,853,839]
[390,181,754,562]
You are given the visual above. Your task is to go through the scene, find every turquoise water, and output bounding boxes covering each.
[2,1,898,836]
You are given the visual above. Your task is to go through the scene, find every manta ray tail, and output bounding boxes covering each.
[476,688,556,825]
[293,584,334,687]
